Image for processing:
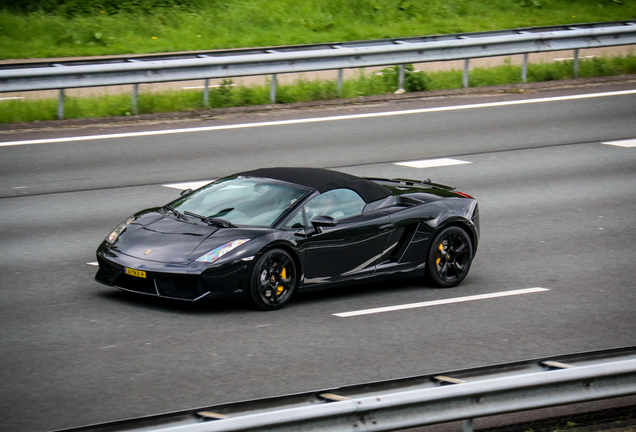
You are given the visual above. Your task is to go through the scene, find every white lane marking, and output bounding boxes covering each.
[395,158,471,168]
[182,84,237,89]
[603,139,636,148]
[162,180,214,190]
[87,262,98,266]
[555,55,597,61]
[1,90,635,147]
[0,96,24,101]
[333,287,550,317]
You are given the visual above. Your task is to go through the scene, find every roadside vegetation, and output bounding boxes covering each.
[1,0,635,60]
[0,0,635,123]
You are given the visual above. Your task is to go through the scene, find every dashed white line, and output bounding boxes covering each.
[182,84,237,89]
[161,158,470,191]
[87,262,98,266]
[603,139,636,148]
[333,287,550,317]
[162,180,214,190]
[159,158,472,191]
[395,158,471,169]
[555,55,597,61]
[1,90,635,147]
[162,158,473,192]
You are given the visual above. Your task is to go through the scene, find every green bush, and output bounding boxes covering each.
[234,85,269,107]
[207,79,235,108]
[375,65,431,92]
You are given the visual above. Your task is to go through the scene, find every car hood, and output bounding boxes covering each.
[111,210,261,265]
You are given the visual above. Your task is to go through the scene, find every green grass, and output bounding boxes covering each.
[0,0,635,60]
[2,53,635,124]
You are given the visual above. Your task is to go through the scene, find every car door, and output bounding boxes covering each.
[289,189,395,286]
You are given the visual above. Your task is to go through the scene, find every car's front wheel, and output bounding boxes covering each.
[426,226,473,288]
[249,248,297,311]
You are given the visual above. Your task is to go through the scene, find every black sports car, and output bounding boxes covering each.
[95,167,479,310]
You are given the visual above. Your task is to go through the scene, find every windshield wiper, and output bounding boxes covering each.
[184,211,236,228]
[162,205,188,221]
[210,208,234,218]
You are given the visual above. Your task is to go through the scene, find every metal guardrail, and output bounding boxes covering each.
[2,21,636,118]
[55,346,636,432]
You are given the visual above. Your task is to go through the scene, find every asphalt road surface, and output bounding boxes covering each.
[1,82,635,431]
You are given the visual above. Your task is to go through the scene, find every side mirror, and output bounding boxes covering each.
[311,215,338,232]
[180,188,193,197]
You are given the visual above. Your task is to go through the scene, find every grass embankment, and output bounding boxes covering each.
[1,0,635,123]
[2,0,635,59]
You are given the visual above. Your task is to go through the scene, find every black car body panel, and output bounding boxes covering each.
[96,168,479,307]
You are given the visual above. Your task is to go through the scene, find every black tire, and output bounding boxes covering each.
[249,249,297,311]
[426,226,473,288]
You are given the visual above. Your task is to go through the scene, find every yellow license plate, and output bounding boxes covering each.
[125,268,146,278]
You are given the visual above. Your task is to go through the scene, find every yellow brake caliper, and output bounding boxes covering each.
[436,242,444,266]
[277,268,286,296]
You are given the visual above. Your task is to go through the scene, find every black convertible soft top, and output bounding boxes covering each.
[238,167,391,204]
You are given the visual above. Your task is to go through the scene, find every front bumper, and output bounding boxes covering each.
[95,249,250,301]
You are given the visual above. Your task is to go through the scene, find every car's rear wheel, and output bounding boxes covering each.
[249,249,297,311]
[426,226,473,288]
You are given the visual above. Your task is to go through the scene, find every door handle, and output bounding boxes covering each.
[379,223,394,231]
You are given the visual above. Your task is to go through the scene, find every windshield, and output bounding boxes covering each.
[170,177,311,227]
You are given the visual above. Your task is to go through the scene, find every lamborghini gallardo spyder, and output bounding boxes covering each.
[95,167,479,310]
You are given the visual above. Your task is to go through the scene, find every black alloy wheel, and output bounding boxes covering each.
[250,249,297,311]
[426,226,473,288]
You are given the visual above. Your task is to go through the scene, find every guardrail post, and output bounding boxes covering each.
[270,74,278,104]
[132,84,139,115]
[203,78,210,107]
[398,64,405,92]
[522,53,529,82]
[573,48,580,78]
[57,89,65,120]
[463,59,470,88]
[463,419,474,432]
[337,69,343,97]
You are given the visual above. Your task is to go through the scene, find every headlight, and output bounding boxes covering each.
[196,239,250,263]
[106,216,135,244]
